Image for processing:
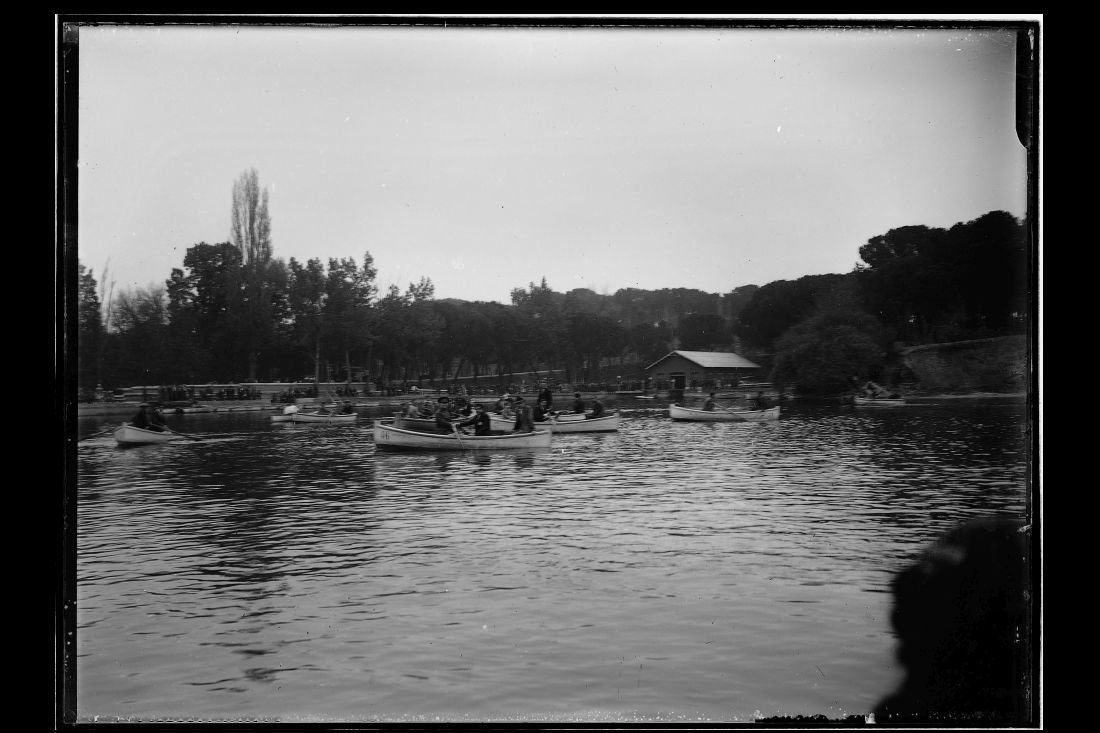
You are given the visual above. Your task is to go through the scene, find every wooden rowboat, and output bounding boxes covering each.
[373,421,551,450]
[392,414,444,431]
[668,403,781,422]
[114,423,183,446]
[489,412,620,433]
[291,411,358,423]
[853,395,907,407]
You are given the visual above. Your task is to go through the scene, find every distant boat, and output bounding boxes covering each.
[668,403,780,422]
[114,423,183,446]
[291,411,358,423]
[853,395,907,407]
[373,421,551,450]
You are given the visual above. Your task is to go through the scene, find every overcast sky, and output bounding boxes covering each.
[74,19,1033,305]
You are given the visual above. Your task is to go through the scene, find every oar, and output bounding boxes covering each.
[451,422,473,461]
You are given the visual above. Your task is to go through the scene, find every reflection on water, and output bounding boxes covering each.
[73,399,1030,723]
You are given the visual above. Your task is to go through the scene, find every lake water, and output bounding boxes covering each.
[69,397,1032,724]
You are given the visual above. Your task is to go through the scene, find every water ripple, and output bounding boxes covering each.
[74,400,1030,722]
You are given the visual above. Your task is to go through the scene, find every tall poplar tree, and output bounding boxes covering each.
[229,168,274,380]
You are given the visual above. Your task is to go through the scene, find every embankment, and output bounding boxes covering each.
[900,335,1029,394]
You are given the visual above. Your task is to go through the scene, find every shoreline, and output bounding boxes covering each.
[75,390,1027,418]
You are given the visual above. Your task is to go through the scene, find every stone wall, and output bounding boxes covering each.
[901,335,1029,393]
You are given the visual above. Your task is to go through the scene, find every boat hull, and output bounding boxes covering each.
[291,412,358,423]
[374,421,551,450]
[853,396,906,407]
[393,415,444,431]
[668,404,780,422]
[114,423,182,446]
[490,413,620,433]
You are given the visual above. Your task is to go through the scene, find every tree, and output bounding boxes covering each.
[735,274,849,350]
[109,284,172,389]
[286,257,327,383]
[322,254,378,385]
[77,263,106,396]
[229,168,276,380]
[676,313,730,351]
[771,310,888,396]
[855,211,1027,342]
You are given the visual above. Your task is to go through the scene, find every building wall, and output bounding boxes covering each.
[645,354,759,387]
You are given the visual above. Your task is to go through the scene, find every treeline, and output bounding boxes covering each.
[74,171,1028,397]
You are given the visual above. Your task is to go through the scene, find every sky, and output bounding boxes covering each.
[72,17,1035,305]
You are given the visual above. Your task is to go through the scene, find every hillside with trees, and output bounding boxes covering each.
[73,168,1030,398]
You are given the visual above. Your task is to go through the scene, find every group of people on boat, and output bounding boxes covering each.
[130,402,169,432]
[701,391,770,412]
[860,380,900,399]
[282,400,355,416]
[402,391,608,435]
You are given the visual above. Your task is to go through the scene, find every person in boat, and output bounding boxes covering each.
[512,395,535,433]
[454,403,492,436]
[417,399,436,418]
[339,400,354,415]
[497,397,516,419]
[434,397,457,433]
[149,405,169,431]
[533,399,554,422]
[703,392,717,411]
[863,380,890,398]
[751,392,770,410]
[587,398,606,419]
[494,394,512,414]
[452,396,473,418]
[282,403,300,416]
[571,392,586,414]
[131,402,164,431]
[538,386,554,410]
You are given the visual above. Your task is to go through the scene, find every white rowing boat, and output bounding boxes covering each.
[489,412,620,433]
[668,403,781,422]
[853,395,907,407]
[114,423,183,446]
[291,411,358,423]
[373,421,551,450]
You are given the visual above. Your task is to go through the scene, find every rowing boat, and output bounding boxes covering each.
[291,411,358,423]
[373,421,552,450]
[114,423,183,446]
[668,403,781,422]
[392,414,444,431]
[853,395,906,407]
[490,412,620,433]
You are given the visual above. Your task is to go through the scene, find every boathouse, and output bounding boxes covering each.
[644,350,762,395]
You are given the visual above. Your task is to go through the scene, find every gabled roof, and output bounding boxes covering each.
[644,350,761,372]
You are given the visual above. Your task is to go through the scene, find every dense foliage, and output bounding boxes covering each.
[73,171,1030,399]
